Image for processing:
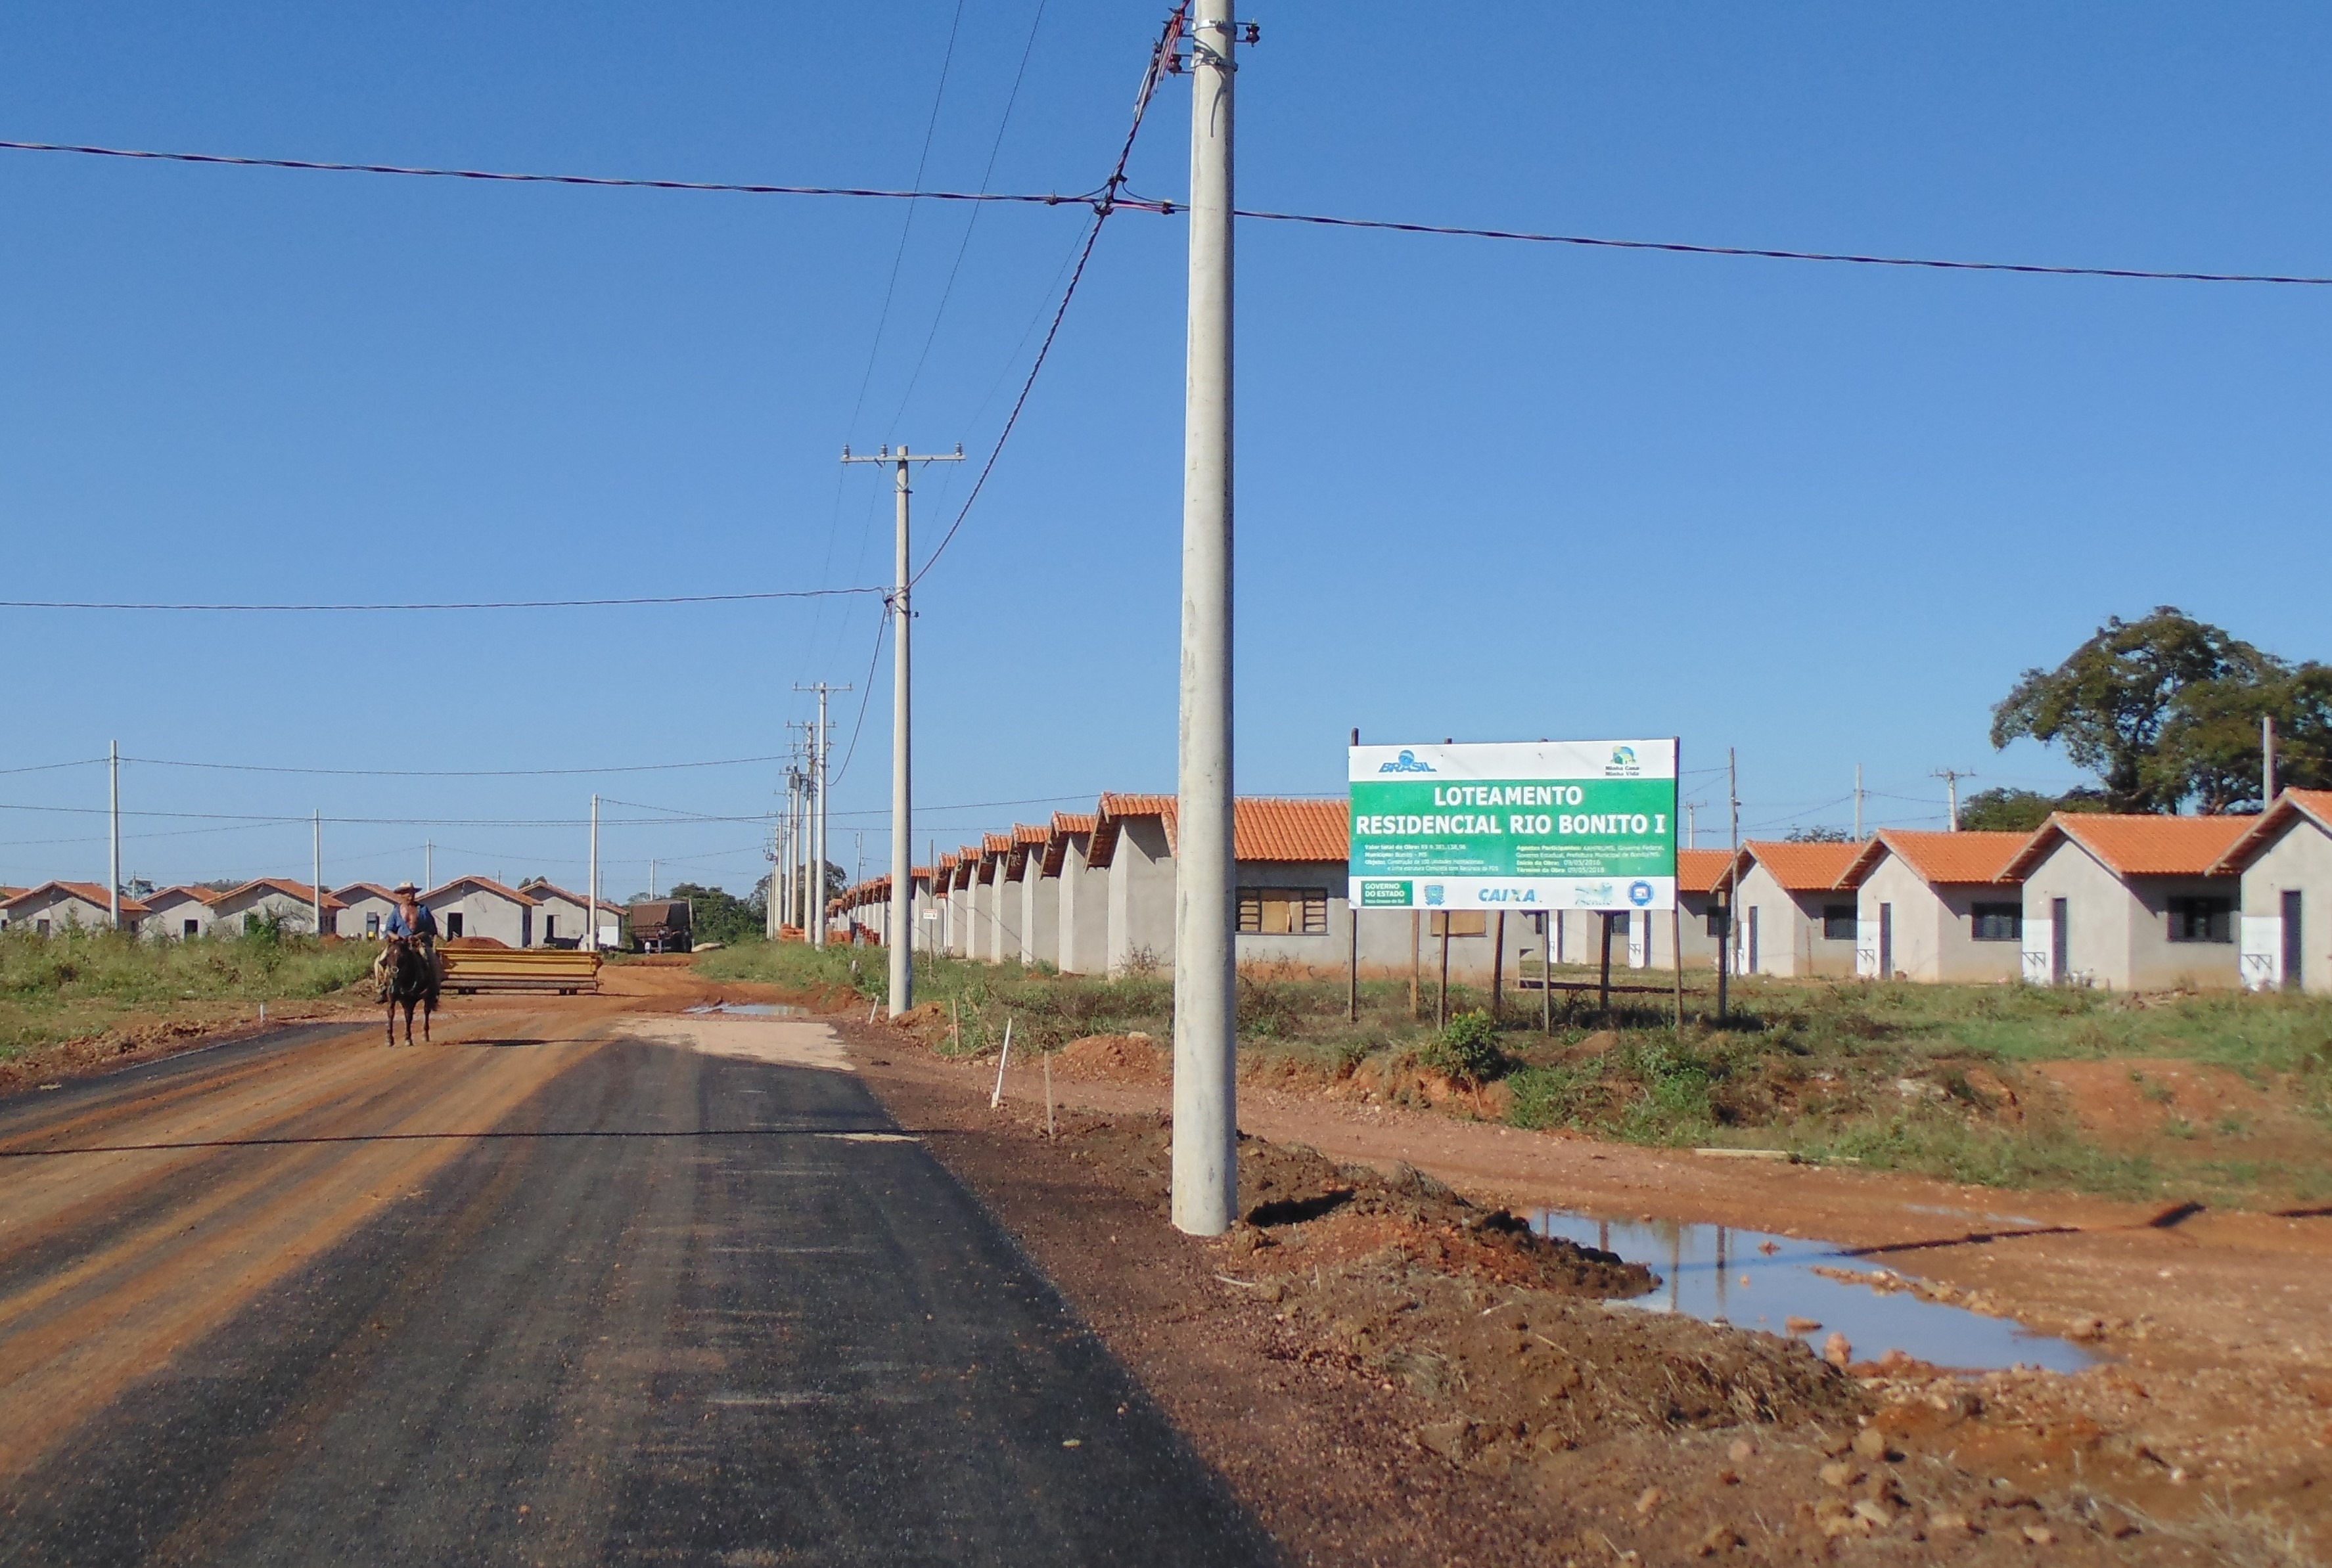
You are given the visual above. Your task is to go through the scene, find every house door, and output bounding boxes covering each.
[446,912,465,939]
[1746,907,1760,974]
[1877,904,1893,979]
[2051,897,2069,984]
[2285,891,2305,991]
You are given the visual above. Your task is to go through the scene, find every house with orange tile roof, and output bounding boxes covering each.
[419,875,540,947]
[1729,841,1865,977]
[514,880,598,948]
[141,884,225,939]
[946,849,979,958]
[2001,814,2252,990]
[1005,824,1055,966]
[208,878,344,939]
[1837,831,2030,983]
[971,832,1018,964]
[332,882,401,941]
[2,881,151,935]
[2210,789,2332,993]
[1043,813,1108,974]
[1088,795,1180,974]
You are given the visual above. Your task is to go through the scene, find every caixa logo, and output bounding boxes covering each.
[1475,886,1540,905]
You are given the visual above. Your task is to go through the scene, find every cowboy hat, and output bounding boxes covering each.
[394,881,420,895]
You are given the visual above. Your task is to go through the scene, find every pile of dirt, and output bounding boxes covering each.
[1053,1032,1165,1083]
[438,936,510,951]
[1057,1113,1651,1297]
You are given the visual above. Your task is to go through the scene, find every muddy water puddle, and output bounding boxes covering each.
[1534,1211,2095,1375]
[685,1002,807,1018]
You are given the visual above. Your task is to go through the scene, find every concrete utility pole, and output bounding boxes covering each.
[1934,767,1975,832]
[586,796,600,952]
[792,686,849,948]
[1854,763,1865,841]
[1172,0,1238,1238]
[313,811,323,937]
[425,840,434,890]
[843,443,960,1012]
[1720,748,1739,1018]
[2264,715,2278,805]
[108,740,121,930]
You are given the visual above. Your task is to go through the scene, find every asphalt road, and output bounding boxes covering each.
[0,1012,1277,1566]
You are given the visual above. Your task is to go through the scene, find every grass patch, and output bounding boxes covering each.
[0,926,377,1065]
[693,939,2332,1207]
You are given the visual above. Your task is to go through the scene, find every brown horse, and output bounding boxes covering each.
[381,938,438,1046]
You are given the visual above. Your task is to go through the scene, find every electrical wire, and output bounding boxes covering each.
[824,613,891,794]
[10,137,2326,287]
[120,751,800,778]
[1192,204,2332,286]
[886,0,1051,434]
[0,587,884,612]
[910,5,1187,585]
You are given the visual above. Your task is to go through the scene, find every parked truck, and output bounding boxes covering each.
[628,898,693,954]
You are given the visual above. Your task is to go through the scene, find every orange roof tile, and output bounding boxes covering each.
[1052,811,1097,835]
[1040,813,1099,877]
[2003,813,2250,881]
[150,883,229,907]
[214,877,348,912]
[1234,798,1349,862]
[1676,849,1735,895]
[2210,788,2332,874]
[423,875,539,907]
[982,832,1014,856]
[1741,840,1864,893]
[1841,830,2028,889]
[3,880,153,917]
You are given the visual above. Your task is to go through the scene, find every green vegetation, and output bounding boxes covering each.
[1990,604,2328,813]
[663,882,766,947]
[700,936,2332,1208]
[0,926,376,1065]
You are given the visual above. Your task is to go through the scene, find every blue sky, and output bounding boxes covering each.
[3,3,2327,897]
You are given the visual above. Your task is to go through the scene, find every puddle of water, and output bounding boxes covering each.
[685,1002,806,1018]
[1534,1211,2095,1375]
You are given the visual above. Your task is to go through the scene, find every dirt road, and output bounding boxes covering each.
[0,997,1272,1565]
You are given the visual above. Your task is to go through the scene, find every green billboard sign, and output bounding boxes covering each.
[1348,740,1679,912]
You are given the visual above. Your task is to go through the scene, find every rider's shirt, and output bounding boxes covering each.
[384,905,438,940]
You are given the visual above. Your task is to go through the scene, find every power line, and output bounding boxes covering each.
[1172,203,2332,287]
[910,5,1185,585]
[0,139,1105,210]
[10,137,2326,287]
[120,751,801,778]
[0,586,884,612]
[886,0,1052,434]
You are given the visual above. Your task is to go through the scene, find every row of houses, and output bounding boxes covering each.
[0,875,618,949]
[825,788,2332,995]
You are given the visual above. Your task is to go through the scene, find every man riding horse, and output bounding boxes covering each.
[378,882,442,1045]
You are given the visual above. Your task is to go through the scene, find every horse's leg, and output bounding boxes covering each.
[386,998,396,1047]
[423,993,434,1043]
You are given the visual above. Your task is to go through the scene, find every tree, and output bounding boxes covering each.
[1990,608,2268,813]
[665,882,767,947]
[1955,786,2107,834]
[1785,825,1854,843]
[2149,662,2332,815]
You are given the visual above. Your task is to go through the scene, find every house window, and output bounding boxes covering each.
[1238,888,1329,935]
[1427,910,1488,937]
[445,911,465,939]
[2166,897,2233,944]
[37,918,51,936]
[1970,902,2021,942]
[365,912,381,937]
[184,918,200,938]
[1822,905,1857,941]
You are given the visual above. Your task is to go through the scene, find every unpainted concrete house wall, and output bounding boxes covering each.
[1854,858,2021,983]
[2237,814,2332,993]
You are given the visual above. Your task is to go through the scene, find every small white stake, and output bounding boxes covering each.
[990,1016,1014,1109]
